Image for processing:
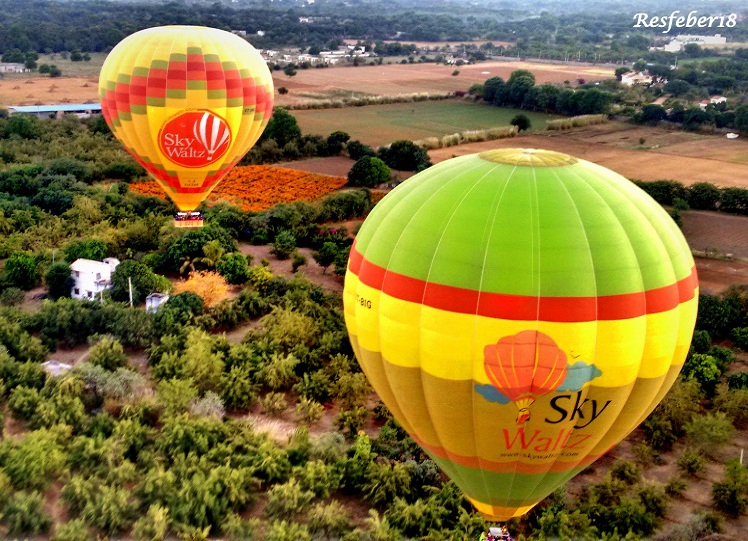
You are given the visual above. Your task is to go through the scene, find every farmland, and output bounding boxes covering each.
[273,60,615,107]
[129,165,348,212]
[0,58,614,107]
[292,100,559,146]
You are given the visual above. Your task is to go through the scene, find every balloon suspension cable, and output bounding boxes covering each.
[174,211,204,228]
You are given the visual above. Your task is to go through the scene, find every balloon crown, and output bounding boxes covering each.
[478,148,578,167]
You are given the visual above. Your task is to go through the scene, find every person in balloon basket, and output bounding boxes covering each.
[481,526,513,541]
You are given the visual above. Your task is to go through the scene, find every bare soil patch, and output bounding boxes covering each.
[268,60,612,107]
[0,76,100,106]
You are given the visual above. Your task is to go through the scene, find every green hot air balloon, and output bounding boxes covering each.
[344,148,698,521]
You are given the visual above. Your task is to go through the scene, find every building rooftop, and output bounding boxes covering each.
[7,103,102,114]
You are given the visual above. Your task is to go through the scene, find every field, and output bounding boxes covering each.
[292,100,559,146]
[427,121,748,188]
[274,60,614,106]
[0,59,614,107]
[128,165,348,212]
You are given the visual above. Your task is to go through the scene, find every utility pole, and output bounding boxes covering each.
[128,276,133,307]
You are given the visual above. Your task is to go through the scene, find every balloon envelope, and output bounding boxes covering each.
[99,25,273,213]
[344,148,698,521]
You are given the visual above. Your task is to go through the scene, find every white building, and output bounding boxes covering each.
[661,34,727,53]
[0,63,30,73]
[70,258,120,300]
[699,96,727,110]
[621,71,654,86]
[146,293,170,313]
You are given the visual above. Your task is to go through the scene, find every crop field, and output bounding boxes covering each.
[292,100,560,146]
[427,121,748,189]
[274,60,614,106]
[129,165,348,211]
[0,58,613,107]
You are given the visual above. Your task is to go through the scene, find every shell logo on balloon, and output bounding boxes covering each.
[344,148,698,522]
[479,330,601,425]
[158,110,232,168]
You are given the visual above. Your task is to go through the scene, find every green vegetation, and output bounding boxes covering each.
[0,34,748,540]
[293,100,560,146]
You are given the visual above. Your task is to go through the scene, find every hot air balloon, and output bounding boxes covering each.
[99,26,274,227]
[344,148,698,522]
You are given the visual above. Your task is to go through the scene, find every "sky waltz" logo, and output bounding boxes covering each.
[159,110,232,168]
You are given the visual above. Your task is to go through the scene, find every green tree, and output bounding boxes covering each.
[216,252,250,284]
[682,353,723,396]
[346,140,376,160]
[378,140,431,172]
[88,336,129,371]
[110,260,159,305]
[735,105,748,133]
[326,130,350,155]
[348,156,391,187]
[483,76,506,104]
[45,263,74,300]
[262,108,301,148]
[688,182,721,210]
[3,114,39,139]
[131,504,171,541]
[639,104,667,123]
[3,251,39,290]
[510,113,532,132]
[685,412,735,459]
[712,460,747,518]
[614,66,631,81]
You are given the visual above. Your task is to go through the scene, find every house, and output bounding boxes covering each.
[41,360,73,377]
[146,292,170,313]
[7,103,102,119]
[0,63,30,73]
[70,258,120,300]
[621,71,653,86]
[698,96,727,110]
[663,34,727,53]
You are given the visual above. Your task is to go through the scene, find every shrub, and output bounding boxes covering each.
[216,252,250,285]
[261,392,287,416]
[684,412,734,458]
[271,230,297,260]
[51,518,90,541]
[610,459,640,484]
[677,448,705,476]
[295,397,324,425]
[2,491,52,535]
[263,479,315,520]
[88,336,129,371]
[712,480,745,518]
[291,253,306,272]
[0,287,25,307]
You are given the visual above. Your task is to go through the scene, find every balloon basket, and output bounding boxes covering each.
[174,212,203,228]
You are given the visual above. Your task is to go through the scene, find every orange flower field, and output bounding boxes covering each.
[129,165,349,212]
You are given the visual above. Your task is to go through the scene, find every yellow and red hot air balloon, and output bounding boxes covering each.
[99,26,274,227]
[344,148,698,522]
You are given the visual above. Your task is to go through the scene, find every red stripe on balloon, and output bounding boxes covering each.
[349,244,697,322]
